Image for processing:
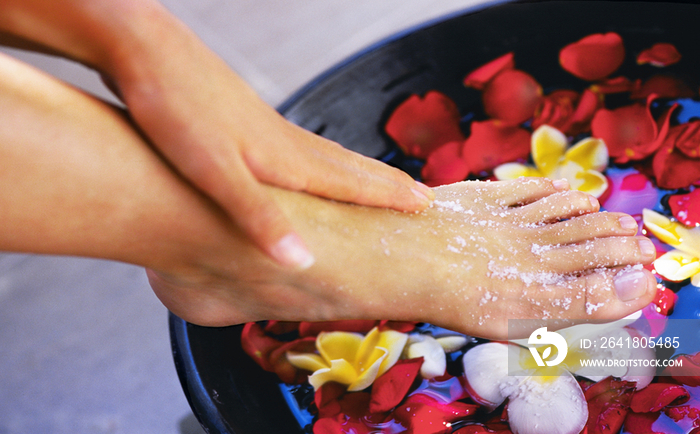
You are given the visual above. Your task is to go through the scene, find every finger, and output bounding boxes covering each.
[532,212,640,245]
[200,155,315,270]
[536,236,656,273]
[477,177,569,207]
[509,190,599,224]
[244,127,434,211]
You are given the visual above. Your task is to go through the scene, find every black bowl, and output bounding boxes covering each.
[170,1,700,433]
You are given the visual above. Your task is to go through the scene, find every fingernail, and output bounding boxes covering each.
[614,269,649,301]
[638,238,656,258]
[415,181,435,201]
[270,233,315,270]
[619,215,639,231]
[412,187,432,204]
[552,179,569,191]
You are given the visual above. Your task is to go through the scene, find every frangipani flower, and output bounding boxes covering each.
[462,315,654,434]
[287,326,408,391]
[643,209,700,285]
[494,124,609,197]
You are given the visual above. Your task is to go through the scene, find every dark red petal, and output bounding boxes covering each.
[622,412,663,434]
[263,320,300,335]
[583,376,636,434]
[268,336,317,384]
[532,89,578,132]
[338,391,372,419]
[462,120,531,176]
[652,140,700,189]
[637,43,682,67]
[315,382,346,418]
[565,88,603,135]
[652,285,678,316]
[298,320,378,337]
[482,69,542,124]
[393,394,478,434]
[591,96,675,164]
[630,383,689,412]
[385,91,465,159]
[421,140,470,187]
[312,417,343,434]
[240,322,282,372]
[673,120,700,158]
[662,352,700,387]
[630,74,695,100]
[591,76,637,94]
[463,52,515,90]
[669,189,700,227]
[369,357,424,413]
[560,33,625,81]
[378,320,419,333]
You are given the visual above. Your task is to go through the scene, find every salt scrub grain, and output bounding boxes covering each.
[433,200,465,213]
[586,302,605,315]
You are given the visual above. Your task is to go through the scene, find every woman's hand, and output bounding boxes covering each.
[0,0,434,268]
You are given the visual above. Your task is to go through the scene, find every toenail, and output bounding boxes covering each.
[552,179,569,191]
[619,215,638,231]
[638,238,656,258]
[588,195,599,209]
[614,269,649,301]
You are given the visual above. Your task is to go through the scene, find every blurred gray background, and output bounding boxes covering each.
[0,1,483,433]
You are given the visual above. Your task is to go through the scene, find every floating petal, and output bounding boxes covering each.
[560,33,625,81]
[494,163,542,181]
[482,69,542,124]
[637,43,682,67]
[654,250,700,282]
[462,120,532,175]
[462,342,510,409]
[308,358,359,390]
[565,137,608,172]
[421,140,470,187]
[316,330,363,364]
[531,124,567,175]
[463,52,515,90]
[407,334,446,379]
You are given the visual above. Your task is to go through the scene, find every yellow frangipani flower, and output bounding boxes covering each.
[643,209,700,285]
[286,327,408,391]
[494,125,609,197]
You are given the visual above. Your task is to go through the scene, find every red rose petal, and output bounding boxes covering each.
[652,139,700,189]
[560,33,625,81]
[421,140,470,187]
[385,91,466,159]
[591,96,675,164]
[652,285,678,316]
[378,320,419,333]
[315,382,346,418]
[463,52,515,90]
[672,120,700,158]
[532,89,578,132]
[622,411,663,434]
[312,417,343,434]
[240,322,282,372]
[369,357,424,413]
[663,352,700,387]
[462,120,531,176]
[630,383,689,412]
[669,189,700,227]
[298,320,378,337]
[583,376,636,434]
[637,43,682,67]
[268,336,317,384]
[393,394,478,434]
[482,69,542,124]
[591,76,637,94]
[630,74,695,100]
[264,320,300,335]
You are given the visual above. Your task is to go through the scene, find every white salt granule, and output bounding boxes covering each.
[433,200,465,213]
[586,302,605,315]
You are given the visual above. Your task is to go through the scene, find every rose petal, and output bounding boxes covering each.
[622,411,663,434]
[653,139,700,189]
[591,95,673,164]
[299,320,378,337]
[663,352,700,387]
[560,33,625,81]
[669,189,700,227]
[385,91,466,159]
[314,381,346,418]
[533,88,608,137]
[630,383,689,412]
[462,120,532,176]
[482,69,542,124]
[671,120,700,158]
[652,285,677,316]
[637,43,682,67]
[240,322,282,372]
[583,376,636,434]
[601,170,658,216]
[421,141,470,187]
[463,52,515,90]
[393,393,478,434]
[630,74,695,100]
[369,357,423,413]
[591,76,637,94]
[378,320,419,333]
[566,88,603,135]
